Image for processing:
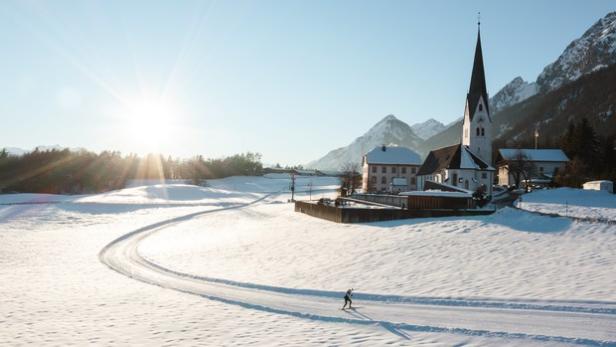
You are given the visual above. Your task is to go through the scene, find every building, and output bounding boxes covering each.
[417,144,494,194]
[417,24,495,196]
[496,149,569,187]
[361,145,422,193]
[583,180,613,193]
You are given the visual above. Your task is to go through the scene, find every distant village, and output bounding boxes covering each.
[293,25,613,223]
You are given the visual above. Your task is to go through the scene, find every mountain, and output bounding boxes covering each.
[490,77,539,116]
[3,147,27,156]
[537,12,616,92]
[494,63,616,148]
[410,119,446,140]
[2,145,85,156]
[421,11,616,153]
[306,115,424,170]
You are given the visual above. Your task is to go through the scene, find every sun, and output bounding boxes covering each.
[119,97,181,152]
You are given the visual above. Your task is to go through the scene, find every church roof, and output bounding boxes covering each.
[466,28,490,121]
[417,144,493,176]
[364,145,422,165]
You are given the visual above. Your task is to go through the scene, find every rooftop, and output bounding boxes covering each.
[364,145,422,165]
[498,149,569,162]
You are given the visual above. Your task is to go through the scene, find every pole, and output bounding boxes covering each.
[290,173,296,202]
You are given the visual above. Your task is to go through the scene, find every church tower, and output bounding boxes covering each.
[462,21,492,164]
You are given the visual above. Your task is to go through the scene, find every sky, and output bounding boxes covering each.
[1,0,615,165]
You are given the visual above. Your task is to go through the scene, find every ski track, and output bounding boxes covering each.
[99,195,616,346]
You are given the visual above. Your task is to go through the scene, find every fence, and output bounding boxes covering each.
[295,201,493,224]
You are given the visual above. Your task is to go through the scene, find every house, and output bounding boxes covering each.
[583,180,613,193]
[416,24,495,196]
[496,149,569,187]
[361,145,422,193]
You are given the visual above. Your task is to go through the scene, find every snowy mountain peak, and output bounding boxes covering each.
[306,115,424,170]
[537,11,616,92]
[489,76,538,115]
[410,119,446,140]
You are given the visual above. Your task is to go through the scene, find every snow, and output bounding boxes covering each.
[498,149,569,162]
[2,176,616,345]
[410,119,446,140]
[537,12,616,91]
[364,145,422,165]
[516,187,616,221]
[490,77,538,115]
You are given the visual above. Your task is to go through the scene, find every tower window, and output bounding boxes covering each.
[479,103,483,111]
[481,128,485,136]
[476,127,480,136]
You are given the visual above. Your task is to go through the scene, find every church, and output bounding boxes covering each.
[417,24,495,196]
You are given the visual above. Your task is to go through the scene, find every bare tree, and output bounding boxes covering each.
[507,150,536,190]
[340,162,360,196]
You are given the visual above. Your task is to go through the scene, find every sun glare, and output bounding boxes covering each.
[119,97,182,152]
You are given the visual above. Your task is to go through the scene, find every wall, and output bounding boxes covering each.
[295,201,493,224]
[363,163,420,193]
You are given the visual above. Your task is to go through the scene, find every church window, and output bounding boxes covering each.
[479,103,483,111]
[481,128,485,136]
[476,127,480,136]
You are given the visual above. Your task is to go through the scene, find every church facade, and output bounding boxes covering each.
[417,25,495,196]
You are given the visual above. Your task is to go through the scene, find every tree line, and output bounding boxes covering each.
[556,118,616,187]
[0,149,262,194]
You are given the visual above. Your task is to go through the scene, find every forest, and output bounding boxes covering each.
[0,149,262,194]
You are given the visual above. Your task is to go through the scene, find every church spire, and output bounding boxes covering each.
[467,18,489,119]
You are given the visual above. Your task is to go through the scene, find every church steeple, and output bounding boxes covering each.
[466,21,489,119]
[462,17,493,165]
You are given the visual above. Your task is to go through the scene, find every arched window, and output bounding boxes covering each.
[479,103,483,111]
[476,127,480,136]
[481,128,485,136]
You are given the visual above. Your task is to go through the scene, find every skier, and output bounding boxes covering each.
[342,288,353,310]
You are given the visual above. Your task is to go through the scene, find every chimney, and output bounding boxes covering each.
[381,145,386,152]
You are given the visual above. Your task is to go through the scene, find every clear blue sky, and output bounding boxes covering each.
[1,0,614,165]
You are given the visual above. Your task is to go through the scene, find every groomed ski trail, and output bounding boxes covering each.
[99,195,616,346]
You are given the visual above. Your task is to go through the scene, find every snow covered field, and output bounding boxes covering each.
[2,176,616,346]
[516,188,616,221]
[140,203,616,301]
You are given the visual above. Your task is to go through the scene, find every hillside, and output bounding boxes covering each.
[494,63,616,147]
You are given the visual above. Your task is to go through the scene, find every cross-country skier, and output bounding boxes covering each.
[342,288,353,309]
